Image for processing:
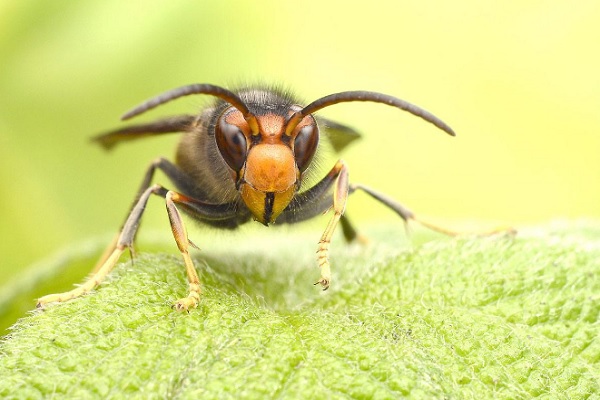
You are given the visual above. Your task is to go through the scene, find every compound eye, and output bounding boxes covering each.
[294,123,319,172]
[216,117,247,171]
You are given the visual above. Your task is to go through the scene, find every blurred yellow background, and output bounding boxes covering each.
[1,1,599,283]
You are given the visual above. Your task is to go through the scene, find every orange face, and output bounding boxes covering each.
[215,108,318,225]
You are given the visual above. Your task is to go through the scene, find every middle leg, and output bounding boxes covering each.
[350,183,460,235]
[38,182,241,310]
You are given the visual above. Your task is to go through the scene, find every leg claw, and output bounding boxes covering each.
[173,297,198,312]
[314,278,330,291]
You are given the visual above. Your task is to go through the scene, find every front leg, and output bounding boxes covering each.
[165,191,201,311]
[314,160,349,290]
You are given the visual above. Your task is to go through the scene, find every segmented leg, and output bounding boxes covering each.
[37,184,159,308]
[37,185,203,310]
[349,183,456,234]
[279,168,512,292]
[91,157,201,273]
[165,191,201,311]
[37,161,242,310]
[315,160,349,290]
[352,183,515,236]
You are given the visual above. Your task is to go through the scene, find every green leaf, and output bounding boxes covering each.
[1,225,599,399]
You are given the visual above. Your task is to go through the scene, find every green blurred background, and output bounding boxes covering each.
[1,2,599,299]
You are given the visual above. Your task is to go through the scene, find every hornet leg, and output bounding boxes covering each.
[314,160,349,290]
